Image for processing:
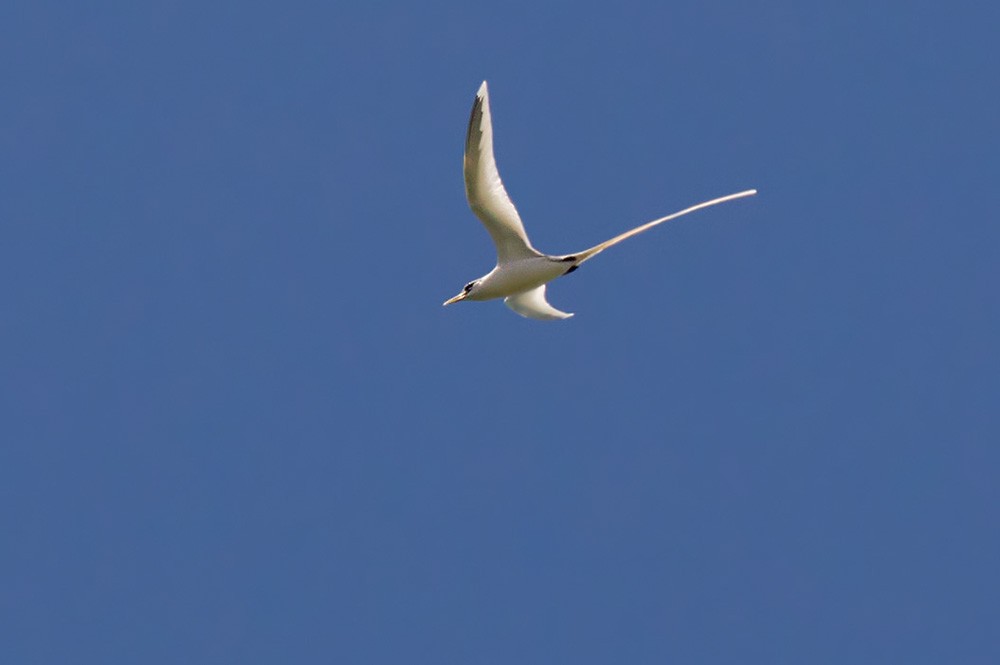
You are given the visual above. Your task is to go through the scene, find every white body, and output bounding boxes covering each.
[444,81,756,320]
[466,258,570,302]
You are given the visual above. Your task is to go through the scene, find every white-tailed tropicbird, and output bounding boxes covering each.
[444,81,757,320]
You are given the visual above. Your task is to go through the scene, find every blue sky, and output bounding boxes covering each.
[3,1,998,663]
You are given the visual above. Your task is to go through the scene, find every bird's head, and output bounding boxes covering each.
[443,280,478,306]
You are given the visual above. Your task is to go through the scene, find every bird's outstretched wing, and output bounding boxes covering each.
[465,81,541,264]
[569,189,758,264]
[504,285,573,320]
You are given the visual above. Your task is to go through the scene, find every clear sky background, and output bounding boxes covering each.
[3,1,998,663]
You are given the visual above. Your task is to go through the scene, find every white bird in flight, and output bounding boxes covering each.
[444,81,757,320]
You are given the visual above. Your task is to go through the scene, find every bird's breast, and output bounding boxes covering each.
[468,258,568,301]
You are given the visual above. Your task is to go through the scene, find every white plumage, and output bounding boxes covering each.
[444,81,757,320]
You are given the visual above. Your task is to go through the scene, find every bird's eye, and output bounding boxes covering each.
[464,282,475,292]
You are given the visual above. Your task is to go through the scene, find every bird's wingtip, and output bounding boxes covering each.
[477,80,488,97]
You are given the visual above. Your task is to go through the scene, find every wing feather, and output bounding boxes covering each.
[504,285,573,320]
[464,82,540,263]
